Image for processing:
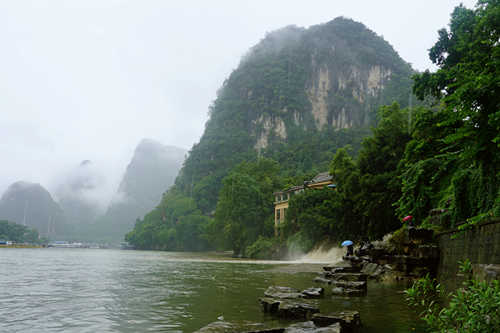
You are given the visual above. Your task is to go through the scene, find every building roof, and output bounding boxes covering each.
[274,172,333,195]
[310,172,333,184]
[274,185,304,195]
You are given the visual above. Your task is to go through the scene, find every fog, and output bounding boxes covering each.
[0,0,476,198]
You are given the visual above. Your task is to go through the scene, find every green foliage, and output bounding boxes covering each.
[245,236,276,259]
[405,260,500,332]
[125,187,211,251]
[408,0,500,226]
[388,227,408,253]
[214,158,281,255]
[0,220,40,243]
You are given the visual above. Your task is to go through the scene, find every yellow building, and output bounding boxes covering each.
[273,172,334,236]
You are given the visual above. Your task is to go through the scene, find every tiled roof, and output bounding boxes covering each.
[310,172,333,184]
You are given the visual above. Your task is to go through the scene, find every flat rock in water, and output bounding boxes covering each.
[285,321,341,333]
[313,276,332,284]
[265,286,303,299]
[331,287,366,297]
[330,280,367,290]
[260,297,281,314]
[275,300,320,320]
[194,320,285,333]
[301,287,324,298]
[312,311,362,332]
[330,273,367,282]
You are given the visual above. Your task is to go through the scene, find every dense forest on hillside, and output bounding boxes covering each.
[127,1,499,257]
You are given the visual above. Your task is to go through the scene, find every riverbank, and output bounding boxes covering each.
[0,244,43,248]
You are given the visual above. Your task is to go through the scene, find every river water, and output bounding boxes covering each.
[0,249,423,332]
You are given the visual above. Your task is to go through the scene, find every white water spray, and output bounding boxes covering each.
[294,244,344,264]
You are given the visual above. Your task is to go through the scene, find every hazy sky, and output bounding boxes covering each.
[0,0,476,199]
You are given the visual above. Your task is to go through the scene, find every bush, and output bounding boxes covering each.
[245,236,276,259]
[405,260,500,332]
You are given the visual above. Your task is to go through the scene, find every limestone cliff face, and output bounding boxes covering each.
[235,17,413,150]
[253,114,287,150]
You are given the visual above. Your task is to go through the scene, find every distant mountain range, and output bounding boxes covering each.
[0,139,186,241]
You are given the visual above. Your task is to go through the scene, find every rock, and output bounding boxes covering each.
[330,273,367,282]
[323,265,359,273]
[278,300,320,320]
[265,286,303,299]
[313,276,332,284]
[312,311,362,332]
[301,287,324,298]
[260,297,281,314]
[330,280,367,290]
[331,287,366,296]
[361,262,384,278]
[285,321,341,333]
[260,298,319,320]
[194,320,285,333]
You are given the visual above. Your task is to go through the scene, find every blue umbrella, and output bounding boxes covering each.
[341,240,353,247]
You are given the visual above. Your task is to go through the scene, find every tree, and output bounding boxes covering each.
[413,0,500,215]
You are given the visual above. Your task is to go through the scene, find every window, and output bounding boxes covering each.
[276,209,281,221]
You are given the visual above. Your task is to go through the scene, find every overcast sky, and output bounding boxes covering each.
[0,0,476,199]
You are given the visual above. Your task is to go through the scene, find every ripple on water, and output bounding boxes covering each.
[0,249,424,333]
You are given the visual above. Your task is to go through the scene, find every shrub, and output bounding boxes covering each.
[405,260,500,332]
[245,236,276,259]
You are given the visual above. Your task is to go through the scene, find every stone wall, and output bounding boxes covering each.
[437,219,500,289]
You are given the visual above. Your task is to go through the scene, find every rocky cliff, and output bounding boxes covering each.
[101,139,186,240]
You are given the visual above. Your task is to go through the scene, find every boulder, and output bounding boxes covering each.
[323,266,359,273]
[360,263,384,278]
[331,287,366,297]
[301,287,324,298]
[330,273,367,282]
[194,320,285,333]
[313,276,332,284]
[330,280,366,290]
[277,300,320,320]
[260,298,319,320]
[312,311,362,332]
[260,297,281,314]
[265,286,303,299]
[285,321,341,333]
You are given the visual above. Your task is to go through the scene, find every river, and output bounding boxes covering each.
[0,248,423,332]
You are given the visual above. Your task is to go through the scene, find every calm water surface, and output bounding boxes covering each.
[0,249,422,332]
